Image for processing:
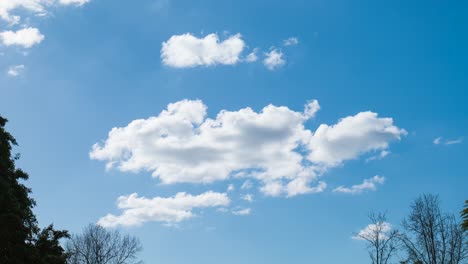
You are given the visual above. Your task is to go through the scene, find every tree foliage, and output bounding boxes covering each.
[0,116,69,264]
[66,224,142,264]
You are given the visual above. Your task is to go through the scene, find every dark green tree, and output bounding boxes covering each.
[0,116,69,264]
[462,200,468,231]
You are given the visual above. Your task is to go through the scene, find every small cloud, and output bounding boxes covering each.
[0,27,44,48]
[7,65,25,77]
[227,184,235,192]
[245,48,258,62]
[434,137,463,146]
[366,150,390,162]
[263,48,285,70]
[161,33,245,68]
[333,176,385,195]
[283,37,299,46]
[59,0,91,6]
[241,194,254,202]
[241,180,253,190]
[353,222,392,240]
[303,100,320,119]
[232,208,251,216]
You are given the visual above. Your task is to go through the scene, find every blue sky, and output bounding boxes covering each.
[1,0,467,263]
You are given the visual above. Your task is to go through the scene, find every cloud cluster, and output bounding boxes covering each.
[0,27,44,48]
[91,99,405,199]
[161,33,299,70]
[333,175,385,195]
[98,191,230,227]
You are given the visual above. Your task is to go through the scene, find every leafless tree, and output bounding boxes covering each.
[355,212,401,264]
[66,224,142,264]
[400,194,467,264]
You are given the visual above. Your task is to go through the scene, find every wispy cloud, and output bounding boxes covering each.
[232,208,251,216]
[433,137,463,145]
[7,64,25,76]
[333,176,385,195]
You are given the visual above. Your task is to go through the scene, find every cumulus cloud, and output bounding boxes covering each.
[263,48,285,70]
[98,191,230,227]
[434,137,463,145]
[7,64,25,76]
[91,99,405,197]
[0,0,90,25]
[232,208,251,216]
[0,27,44,48]
[308,112,407,166]
[283,37,299,46]
[353,222,392,240]
[333,176,385,195]
[161,33,245,68]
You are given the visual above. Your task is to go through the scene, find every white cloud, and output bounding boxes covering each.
[241,194,254,202]
[227,184,235,192]
[232,208,251,216]
[434,136,463,145]
[353,222,392,240]
[0,0,90,25]
[263,48,285,70]
[245,48,258,62]
[366,150,390,162]
[308,112,407,166]
[260,180,326,197]
[333,175,385,195]
[304,100,320,119]
[98,191,230,227]
[58,0,90,6]
[91,99,405,197]
[161,33,245,68]
[241,180,253,190]
[283,37,299,46]
[7,64,25,76]
[0,27,44,48]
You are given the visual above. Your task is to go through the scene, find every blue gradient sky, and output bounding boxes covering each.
[1,1,467,263]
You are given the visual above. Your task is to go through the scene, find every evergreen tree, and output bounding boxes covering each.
[0,116,69,264]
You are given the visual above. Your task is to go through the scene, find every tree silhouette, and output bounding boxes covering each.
[462,200,468,231]
[0,116,69,263]
[401,194,467,264]
[66,224,142,264]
